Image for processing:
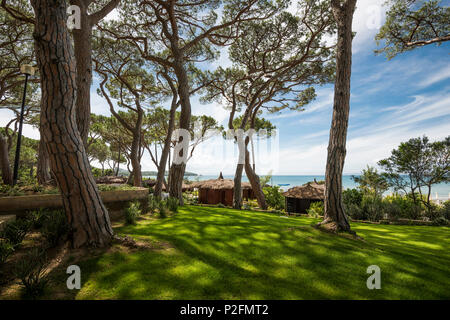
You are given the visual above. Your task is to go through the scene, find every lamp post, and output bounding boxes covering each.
[12,64,35,186]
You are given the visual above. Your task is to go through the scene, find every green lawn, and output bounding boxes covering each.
[72,205,450,299]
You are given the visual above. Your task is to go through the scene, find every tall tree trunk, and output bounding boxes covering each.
[169,60,191,204]
[130,131,142,187]
[37,137,51,184]
[155,96,177,198]
[0,134,12,185]
[233,164,244,209]
[322,0,357,232]
[71,1,92,146]
[244,138,267,210]
[31,0,113,248]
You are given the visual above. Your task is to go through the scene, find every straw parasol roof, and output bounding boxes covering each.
[282,182,325,200]
[193,178,252,190]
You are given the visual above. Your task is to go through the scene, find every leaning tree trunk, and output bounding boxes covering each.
[31,0,113,248]
[244,138,267,210]
[0,134,12,185]
[321,0,357,232]
[169,60,191,204]
[155,96,177,198]
[37,137,52,184]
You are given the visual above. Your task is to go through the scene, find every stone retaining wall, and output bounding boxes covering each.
[0,188,149,221]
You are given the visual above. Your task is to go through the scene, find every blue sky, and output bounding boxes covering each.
[1,0,449,176]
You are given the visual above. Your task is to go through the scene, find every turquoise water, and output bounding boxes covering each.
[183,174,450,200]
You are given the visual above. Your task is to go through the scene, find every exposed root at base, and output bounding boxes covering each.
[314,221,363,241]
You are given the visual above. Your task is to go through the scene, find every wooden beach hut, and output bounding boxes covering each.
[194,174,254,206]
[283,182,325,214]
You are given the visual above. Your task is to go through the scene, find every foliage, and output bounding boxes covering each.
[383,194,422,220]
[158,200,169,218]
[148,195,158,214]
[307,201,324,218]
[375,0,450,58]
[0,239,14,266]
[0,184,24,196]
[0,219,31,247]
[379,136,450,212]
[40,210,69,247]
[438,200,450,220]
[342,188,363,208]
[125,201,141,225]
[166,197,179,213]
[263,185,285,210]
[14,247,49,299]
[352,166,389,197]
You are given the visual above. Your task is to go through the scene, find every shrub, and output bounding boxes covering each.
[360,195,384,221]
[27,208,48,229]
[14,247,49,299]
[0,239,14,266]
[263,186,285,210]
[242,203,250,210]
[438,201,450,220]
[383,194,422,220]
[432,216,449,226]
[125,201,141,225]
[342,188,363,208]
[40,210,69,247]
[166,197,179,213]
[148,195,158,214]
[158,201,169,218]
[307,201,324,218]
[345,203,365,220]
[0,219,31,247]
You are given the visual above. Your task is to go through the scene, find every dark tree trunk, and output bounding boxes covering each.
[130,132,142,187]
[169,60,191,204]
[244,138,267,210]
[155,96,177,198]
[31,0,113,248]
[37,137,51,184]
[71,0,92,146]
[322,0,357,232]
[0,134,12,185]
[233,164,244,209]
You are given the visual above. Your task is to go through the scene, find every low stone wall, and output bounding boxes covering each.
[0,188,149,221]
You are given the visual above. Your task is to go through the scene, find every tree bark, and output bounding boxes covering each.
[322,0,357,232]
[0,134,12,185]
[244,138,267,210]
[155,96,177,198]
[71,0,92,146]
[169,60,191,204]
[37,137,51,184]
[130,130,142,187]
[31,0,113,248]
[233,164,244,209]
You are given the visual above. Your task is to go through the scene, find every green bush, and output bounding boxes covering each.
[438,201,450,220]
[383,194,422,220]
[27,208,49,229]
[158,200,169,218]
[14,247,49,299]
[431,216,449,226]
[148,195,158,214]
[0,219,31,247]
[40,210,69,247]
[263,186,285,210]
[345,203,364,220]
[167,197,179,213]
[125,201,141,225]
[360,195,384,221]
[307,201,324,218]
[0,239,14,266]
[342,188,363,208]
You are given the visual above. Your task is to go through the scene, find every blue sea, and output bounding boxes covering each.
[181,174,450,201]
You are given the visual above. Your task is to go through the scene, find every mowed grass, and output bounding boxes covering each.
[74,206,450,299]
